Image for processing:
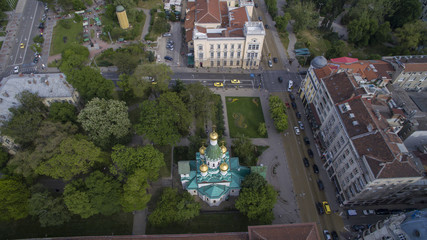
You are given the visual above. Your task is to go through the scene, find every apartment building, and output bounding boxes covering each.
[185,0,265,69]
[300,58,422,205]
[383,55,427,91]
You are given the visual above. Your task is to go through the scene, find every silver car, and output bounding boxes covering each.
[294,126,300,136]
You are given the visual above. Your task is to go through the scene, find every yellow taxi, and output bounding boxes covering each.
[214,82,223,87]
[322,201,331,215]
[231,79,240,84]
[20,43,25,48]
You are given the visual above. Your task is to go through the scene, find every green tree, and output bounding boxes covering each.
[269,95,288,132]
[265,0,278,18]
[0,147,9,169]
[110,144,165,181]
[395,20,427,54]
[235,173,277,224]
[59,43,89,73]
[136,92,191,145]
[130,63,173,98]
[66,67,114,102]
[348,14,378,46]
[180,82,216,125]
[33,35,44,44]
[121,168,151,212]
[232,134,257,166]
[113,51,139,74]
[148,187,200,226]
[117,74,136,103]
[7,121,78,179]
[258,122,267,137]
[64,171,122,218]
[287,1,318,32]
[36,136,104,180]
[325,40,346,59]
[49,102,77,123]
[274,13,291,32]
[78,98,131,149]
[28,191,70,227]
[389,0,422,29]
[0,178,30,221]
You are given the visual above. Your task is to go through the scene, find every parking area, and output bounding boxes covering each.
[157,22,183,66]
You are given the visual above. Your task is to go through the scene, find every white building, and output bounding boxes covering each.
[383,55,427,91]
[185,0,265,69]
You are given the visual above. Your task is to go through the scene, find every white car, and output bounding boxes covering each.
[13,66,19,74]
[363,210,375,215]
[268,60,273,68]
[163,32,172,37]
[323,230,332,240]
[294,126,300,136]
[298,121,304,130]
[288,80,294,92]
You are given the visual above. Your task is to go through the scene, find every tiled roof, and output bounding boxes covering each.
[353,132,395,162]
[313,65,333,80]
[184,9,195,29]
[185,29,193,42]
[229,7,247,29]
[377,159,420,178]
[404,63,427,72]
[323,72,356,103]
[328,60,394,82]
[248,223,320,240]
[330,57,359,64]
[199,184,228,198]
[339,97,373,138]
[195,0,221,24]
[365,156,384,177]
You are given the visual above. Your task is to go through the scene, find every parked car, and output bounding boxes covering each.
[307,149,314,158]
[296,112,301,119]
[13,66,19,74]
[20,43,24,48]
[298,121,304,129]
[268,59,272,68]
[391,209,404,215]
[163,32,172,37]
[303,136,310,145]
[291,102,297,109]
[164,56,173,61]
[352,225,365,232]
[375,209,390,215]
[214,82,223,87]
[323,230,332,240]
[289,93,295,101]
[317,180,324,190]
[273,57,278,63]
[347,209,357,216]
[288,80,293,92]
[363,210,375,215]
[302,157,309,167]
[33,57,39,63]
[231,79,240,84]
[265,24,269,29]
[258,16,262,21]
[322,201,331,214]
[254,3,258,8]
[316,202,324,215]
[331,231,339,240]
[294,126,300,136]
[312,164,319,174]
[278,76,283,83]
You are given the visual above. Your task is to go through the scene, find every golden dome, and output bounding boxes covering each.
[220,145,227,154]
[210,130,218,141]
[199,146,206,155]
[200,163,208,172]
[220,162,229,171]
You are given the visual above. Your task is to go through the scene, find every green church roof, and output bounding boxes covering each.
[116,5,125,12]
[205,143,222,160]
[250,166,267,179]
[199,184,228,198]
[178,161,190,174]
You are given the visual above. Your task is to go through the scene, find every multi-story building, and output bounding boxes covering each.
[358,209,427,240]
[299,58,423,205]
[383,55,427,91]
[185,0,265,69]
[0,73,79,153]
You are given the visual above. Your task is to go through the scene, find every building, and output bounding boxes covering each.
[164,0,182,13]
[359,209,427,240]
[383,55,427,91]
[0,73,79,153]
[299,58,423,205]
[178,130,250,206]
[185,0,265,69]
[116,5,129,29]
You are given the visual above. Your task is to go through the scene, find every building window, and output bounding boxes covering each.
[210,44,214,50]
[237,52,241,58]
[194,190,196,193]
[224,61,227,66]
[230,61,233,66]
[236,60,240,65]
[217,60,220,66]
[238,44,241,49]
[247,53,250,58]
[213,200,216,203]
[224,44,227,49]
[198,45,203,51]
[211,61,214,67]
[224,52,227,58]
[255,44,259,50]
[217,52,220,58]
[231,44,234,49]
[217,44,220,49]
[211,52,214,58]
[231,51,234,58]
[199,53,203,59]
[246,60,249,66]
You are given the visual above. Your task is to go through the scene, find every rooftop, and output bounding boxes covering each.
[323,72,357,104]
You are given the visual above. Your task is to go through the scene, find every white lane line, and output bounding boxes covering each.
[22,1,40,63]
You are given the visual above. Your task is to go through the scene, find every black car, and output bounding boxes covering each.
[265,24,270,29]
[164,56,173,61]
[33,57,39,63]
[331,231,339,240]
[296,112,301,119]
[390,209,404,214]
[307,149,314,158]
[291,102,297,109]
[316,202,324,215]
[352,225,365,232]
[278,76,283,83]
[376,209,390,215]
[289,93,295,101]
[304,137,310,145]
[38,22,45,29]
[317,180,324,190]
[303,157,309,167]
[273,57,278,63]
[258,16,262,21]
[255,3,258,8]
[313,164,319,174]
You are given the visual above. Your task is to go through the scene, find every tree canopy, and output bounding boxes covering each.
[232,134,257,166]
[0,178,30,221]
[235,173,277,224]
[121,168,151,212]
[49,102,77,123]
[148,187,200,226]
[179,82,216,124]
[269,95,288,132]
[28,190,70,227]
[110,144,165,181]
[136,92,191,145]
[36,136,104,181]
[66,67,114,102]
[287,1,318,32]
[130,64,173,98]
[78,98,131,149]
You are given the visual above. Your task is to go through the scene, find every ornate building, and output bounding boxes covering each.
[178,130,250,206]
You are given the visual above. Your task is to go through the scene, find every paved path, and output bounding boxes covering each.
[132,209,147,235]
[140,9,151,40]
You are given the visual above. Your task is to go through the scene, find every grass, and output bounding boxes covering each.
[50,19,83,55]
[146,212,250,234]
[296,29,331,56]
[226,97,266,138]
[155,145,172,178]
[137,0,163,9]
[0,211,133,239]
[279,32,289,54]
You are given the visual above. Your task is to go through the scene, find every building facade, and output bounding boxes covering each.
[383,55,427,91]
[116,5,129,29]
[185,0,265,69]
[178,130,250,206]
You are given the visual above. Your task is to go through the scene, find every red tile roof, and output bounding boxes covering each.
[323,72,357,104]
[195,0,221,24]
[330,57,359,64]
[404,63,427,72]
[313,66,333,80]
[377,159,420,178]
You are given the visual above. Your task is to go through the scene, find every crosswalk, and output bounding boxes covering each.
[2,65,38,76]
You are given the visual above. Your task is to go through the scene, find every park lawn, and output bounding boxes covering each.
[0,211,133,239]
[50,20,83,56]
[226,97,266,138]
[296,29,330,57]
[155,145,172,178]
[146,212,249,234]
[137,0,163,9]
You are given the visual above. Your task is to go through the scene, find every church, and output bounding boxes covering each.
[178,130,250,206]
